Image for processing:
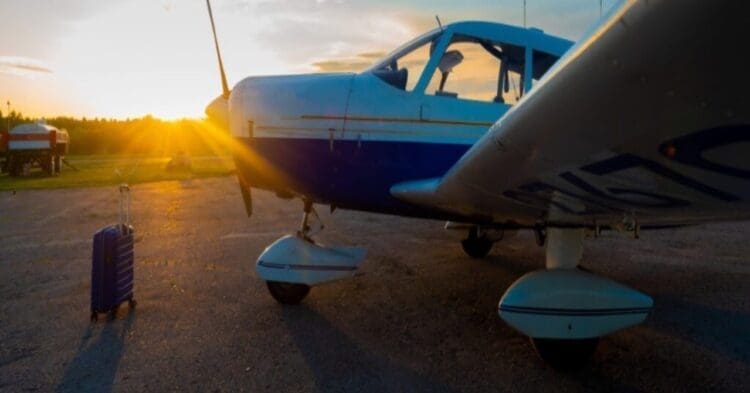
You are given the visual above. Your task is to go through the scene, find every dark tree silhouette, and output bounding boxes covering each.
[1,110,229,156]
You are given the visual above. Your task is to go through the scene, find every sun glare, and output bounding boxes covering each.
[1,1,596,121]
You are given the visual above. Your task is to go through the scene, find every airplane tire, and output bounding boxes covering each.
[266,281,310,305]
[461,228,494,258]
[531,337,599,371]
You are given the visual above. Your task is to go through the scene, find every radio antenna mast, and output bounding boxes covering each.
[523,0,527,27]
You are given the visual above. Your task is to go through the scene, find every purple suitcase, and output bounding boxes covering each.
[90,184,136,320]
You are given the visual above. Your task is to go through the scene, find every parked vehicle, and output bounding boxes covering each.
[0,121,69,176]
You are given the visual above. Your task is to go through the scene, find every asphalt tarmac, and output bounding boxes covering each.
[1,177,749,392]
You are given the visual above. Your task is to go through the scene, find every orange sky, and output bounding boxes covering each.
[0,0,611,120]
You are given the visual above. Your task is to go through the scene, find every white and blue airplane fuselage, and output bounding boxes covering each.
[204,0,750,370]
[223,22,571,220]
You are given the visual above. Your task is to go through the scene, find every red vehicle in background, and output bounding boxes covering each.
[0,121,69,177]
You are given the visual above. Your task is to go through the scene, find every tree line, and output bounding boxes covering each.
[1,110,230,156]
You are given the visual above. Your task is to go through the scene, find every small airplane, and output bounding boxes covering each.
[204,0,750,369]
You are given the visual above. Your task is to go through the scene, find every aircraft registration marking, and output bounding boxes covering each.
[503,125,750,214]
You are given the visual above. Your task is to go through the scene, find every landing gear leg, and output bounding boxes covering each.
[533,227,598,370]
[545,227,583,270]
[296,199,322,242]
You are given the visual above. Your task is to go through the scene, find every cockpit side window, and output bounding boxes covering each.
[371,31,441,91]
[424,35,527,104]
[531,49,561,88]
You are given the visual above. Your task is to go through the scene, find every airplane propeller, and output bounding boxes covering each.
[206,0,232,128]
[206,0,230,99]
[204,0,252,217]
[204,0,230,128]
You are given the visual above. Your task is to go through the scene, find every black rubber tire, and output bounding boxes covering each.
[42,155,54,175]
[531,337,599,371]
[12,160,23,177]
[266,281,310,305]
[461,228,494,258]
[55,155,62,174]
[8,155,18,177]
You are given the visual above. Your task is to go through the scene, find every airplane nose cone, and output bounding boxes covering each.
[205,94,229,129]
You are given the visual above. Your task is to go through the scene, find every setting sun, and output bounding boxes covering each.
[0,0,607,120]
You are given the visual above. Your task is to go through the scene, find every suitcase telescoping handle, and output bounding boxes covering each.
[119,183,131,234]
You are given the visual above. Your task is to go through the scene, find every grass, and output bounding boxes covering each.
[0,155,235,191]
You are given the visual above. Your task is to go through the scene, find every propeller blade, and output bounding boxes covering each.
[206,1,248,217]
[239,182,253,217]
[206,0,230,98]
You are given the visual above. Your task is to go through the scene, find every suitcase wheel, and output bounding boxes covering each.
[128,298,137,308]
[90,312,98,322]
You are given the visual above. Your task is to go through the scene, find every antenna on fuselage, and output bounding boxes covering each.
[206,0,230,99]
[523,0,527,28]
[600,0,603,18]
[435,15,444,31]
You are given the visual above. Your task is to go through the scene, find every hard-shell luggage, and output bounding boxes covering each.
[90,184,136,320]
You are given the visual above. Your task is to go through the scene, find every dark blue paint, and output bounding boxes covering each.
[660,125,750,180]
[239,124,750,221]
[519,180,617,214]
[580,153,739,202]
[499,304,652,316]
[258,260,357,272]
[560,171,690,209]
[502,188,579,215]
[241,137,471,217]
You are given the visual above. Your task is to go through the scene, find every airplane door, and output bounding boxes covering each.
[334,71,506,209]
[333,72,426,206]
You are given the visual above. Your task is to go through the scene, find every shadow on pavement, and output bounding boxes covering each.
[56,312,135,393]
[282,305,458,393]
[649,294,750,365]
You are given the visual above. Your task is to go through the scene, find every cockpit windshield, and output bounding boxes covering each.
[369,29,442,91]
[367,23,569,102]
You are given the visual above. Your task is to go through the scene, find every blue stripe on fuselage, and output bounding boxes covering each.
[241,137,472,218]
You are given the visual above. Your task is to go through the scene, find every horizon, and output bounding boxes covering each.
[1,0,614,120]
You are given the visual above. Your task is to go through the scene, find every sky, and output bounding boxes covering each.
[0,0,617,120]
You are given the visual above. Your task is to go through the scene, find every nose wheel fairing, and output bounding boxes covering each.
[256,235,367,286]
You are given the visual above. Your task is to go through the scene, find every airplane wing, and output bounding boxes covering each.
[392,0,750,229]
